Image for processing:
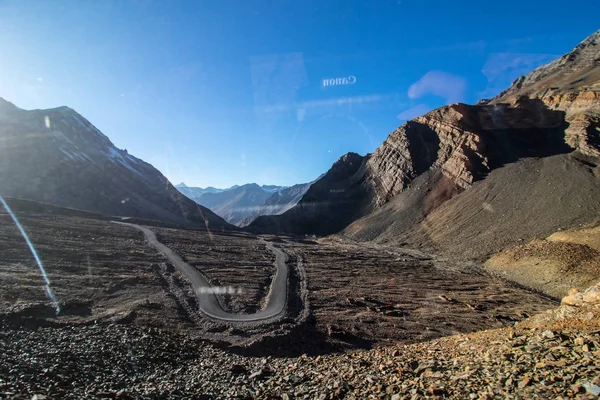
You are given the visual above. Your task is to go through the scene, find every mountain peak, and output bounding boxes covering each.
[492,29,600,103]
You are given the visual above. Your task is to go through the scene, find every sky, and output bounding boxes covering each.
[0,0,598,188]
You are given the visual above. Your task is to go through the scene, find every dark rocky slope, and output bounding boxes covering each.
[247,153,373,235]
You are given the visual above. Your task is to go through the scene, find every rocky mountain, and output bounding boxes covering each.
[489,30,600,159]
[238,180,315,227]
[247,30,600,270]
[179,183,281,226]
[0,99,231,229]
[248,153,373,234]
[344,30,600,263]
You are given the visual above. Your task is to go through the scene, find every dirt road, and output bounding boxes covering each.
[112,222,289,322]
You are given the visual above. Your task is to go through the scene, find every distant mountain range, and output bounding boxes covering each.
[0,99,231,230]
[238,180,317,227]
[175,182,313,226]
[175,183,225,198]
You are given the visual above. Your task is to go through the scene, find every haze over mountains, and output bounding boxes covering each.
[176,182,313,226]
[239,180,317,227]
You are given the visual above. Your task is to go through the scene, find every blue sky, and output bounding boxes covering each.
[0,0,598,188]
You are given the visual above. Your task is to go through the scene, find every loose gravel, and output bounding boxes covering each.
[1,283,599,399]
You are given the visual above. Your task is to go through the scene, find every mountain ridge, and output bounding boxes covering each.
[0,99,232,230]
[177,183,279,226]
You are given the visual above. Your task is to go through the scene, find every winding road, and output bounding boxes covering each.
[112,221,289,322]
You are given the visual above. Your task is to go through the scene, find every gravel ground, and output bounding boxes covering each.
[1,284,599,399]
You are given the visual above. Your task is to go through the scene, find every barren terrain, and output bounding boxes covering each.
[1,207,599,398]
[1,209,558,350]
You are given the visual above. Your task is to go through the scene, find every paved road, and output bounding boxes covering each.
[112,221,289,322]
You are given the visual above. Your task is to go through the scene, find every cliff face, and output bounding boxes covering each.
[366,99,568,197]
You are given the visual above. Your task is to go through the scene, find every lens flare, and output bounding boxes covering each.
[0,196,60,314]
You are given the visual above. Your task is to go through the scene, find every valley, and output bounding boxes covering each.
[0,206,557,351]
[1,205,599,399]
[0,18,599,400]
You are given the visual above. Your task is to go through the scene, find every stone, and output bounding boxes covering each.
[426,385,447,396]
[542,330,555,339]
[230,364,247,375]
[583,382,600,396]
[518,378,531,389]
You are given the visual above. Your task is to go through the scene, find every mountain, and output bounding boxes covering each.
[177,183,274,226]
[238,180,315,227]
[0,99,232,230]
[176,182,289,226]
[175,183,224,199]
[248,153,373,234]
[489,29,600,158]
[247,30,600,263]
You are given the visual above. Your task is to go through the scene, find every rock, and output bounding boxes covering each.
[426,385,447,395]
[582,382,600,396]
[542,330,555,339]
[386,385,398,394]
[289,374,303,386]
[562,283,600,307]
[582,344,590,352]
[525,344,541,352]
[571,383,585,394]
[518,377,531,389]
[249,369,266,380]
[230,364,247,375]
[414,362,436,376]
[582,285,600,304]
